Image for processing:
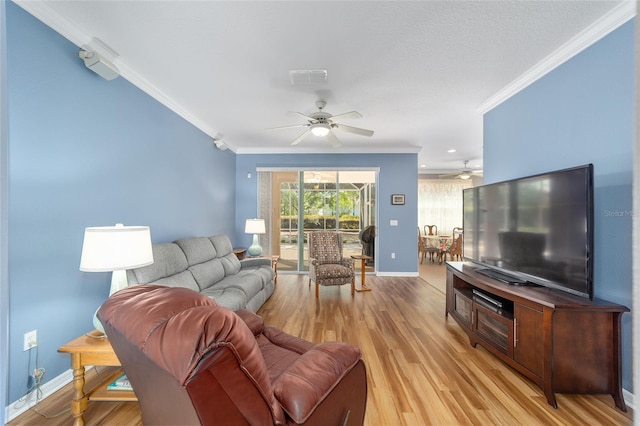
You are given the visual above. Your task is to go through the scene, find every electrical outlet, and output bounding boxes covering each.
[23,330,37,351]
[391,252,396,259]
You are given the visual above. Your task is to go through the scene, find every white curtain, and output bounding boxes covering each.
[418,179,473,236]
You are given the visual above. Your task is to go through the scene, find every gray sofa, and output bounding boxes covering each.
[126,235,275,312]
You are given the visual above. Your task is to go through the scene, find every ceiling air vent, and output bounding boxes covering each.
[289,69,328,85]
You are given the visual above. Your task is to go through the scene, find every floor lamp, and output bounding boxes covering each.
[80,223,154,333]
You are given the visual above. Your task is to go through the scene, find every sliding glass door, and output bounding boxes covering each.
[258,169,376,273]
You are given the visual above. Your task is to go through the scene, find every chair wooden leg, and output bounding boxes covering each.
[351,279,355,295]
[315,283,319,298]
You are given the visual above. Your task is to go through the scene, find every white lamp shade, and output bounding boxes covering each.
[80,224,154,272]
[245,219,266,234]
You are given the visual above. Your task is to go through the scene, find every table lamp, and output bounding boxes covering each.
[80,223,153,333]
[245,218,266,256]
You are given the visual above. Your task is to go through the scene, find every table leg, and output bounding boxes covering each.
[355,258,372,292]
[70,356,88,426]
[271,257,278,284]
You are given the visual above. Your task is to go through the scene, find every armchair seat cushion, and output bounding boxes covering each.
[313,264,354,285]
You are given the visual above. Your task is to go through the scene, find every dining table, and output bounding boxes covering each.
[422,235,452,264]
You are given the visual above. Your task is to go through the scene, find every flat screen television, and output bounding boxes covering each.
[462,164,594,299]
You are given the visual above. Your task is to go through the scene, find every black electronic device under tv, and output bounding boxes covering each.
[462,164,594,299]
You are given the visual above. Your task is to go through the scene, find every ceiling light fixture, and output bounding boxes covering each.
[447,149,456,153]
[311,123,331,137]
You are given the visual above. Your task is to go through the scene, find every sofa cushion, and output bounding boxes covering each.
[210,235,242,275]
[127,243,189,284]
[175,237,217,265]
[220,273,264,301]
[154,271,200,292]
[188,259,226,290]
[200,286,247,312]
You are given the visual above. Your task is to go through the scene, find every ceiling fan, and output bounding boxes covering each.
[266,101,374,147]
[440,161,483,180]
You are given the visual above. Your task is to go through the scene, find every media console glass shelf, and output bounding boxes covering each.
[445,262,628,411]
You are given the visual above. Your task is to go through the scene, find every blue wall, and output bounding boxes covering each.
[6,2,236,402]
[235,154,418,274]
[484,20,635,392]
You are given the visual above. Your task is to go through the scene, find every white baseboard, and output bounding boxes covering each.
[622,388,635,411]
[5,368,73,422]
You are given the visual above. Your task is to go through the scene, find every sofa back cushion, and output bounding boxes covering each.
[127,244,200,292]
[173,236,242,291]
[209,235,242,275]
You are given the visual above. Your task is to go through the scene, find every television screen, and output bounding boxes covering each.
[463,164,594,299]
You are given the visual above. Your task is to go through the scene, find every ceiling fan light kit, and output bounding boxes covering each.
[267,100,374,147]
[311,123,331,137]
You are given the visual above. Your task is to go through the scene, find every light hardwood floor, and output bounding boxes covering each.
[8,270,633,425]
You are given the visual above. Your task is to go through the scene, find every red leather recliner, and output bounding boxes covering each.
[98,285,367,425]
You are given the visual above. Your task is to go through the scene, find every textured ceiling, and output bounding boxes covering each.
[16,1,635,174]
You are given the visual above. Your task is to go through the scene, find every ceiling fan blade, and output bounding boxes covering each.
[333,123,374,137]
[290,129,312,145]
[325,131,342,148]
[329,111,363,121]
[265,123,309,131]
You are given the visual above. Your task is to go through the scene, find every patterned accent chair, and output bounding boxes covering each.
[308,231,355,298]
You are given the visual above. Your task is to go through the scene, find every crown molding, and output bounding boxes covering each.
[235,145,422,155]
[479,1,637,114]
[13,1,221,141]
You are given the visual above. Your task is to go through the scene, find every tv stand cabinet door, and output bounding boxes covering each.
[513,304,544,378]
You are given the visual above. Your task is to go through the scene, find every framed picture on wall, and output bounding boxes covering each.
[391,194,405,205]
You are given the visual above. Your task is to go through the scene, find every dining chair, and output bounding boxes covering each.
[424,224,438,236]
[441,227,463,262]
[419,227,440,264]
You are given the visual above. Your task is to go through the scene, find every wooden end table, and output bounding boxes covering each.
[58,331,137,426]
[233,247,247,260]
[351,255,373,292]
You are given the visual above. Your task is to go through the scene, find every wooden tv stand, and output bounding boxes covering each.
[445,262,628,411]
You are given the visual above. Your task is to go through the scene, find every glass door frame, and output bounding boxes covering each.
[257,167,378,273]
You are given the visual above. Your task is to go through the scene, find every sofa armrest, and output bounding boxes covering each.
[272,342,362,424]
[235,309,264,336]
[240,257,272,269]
